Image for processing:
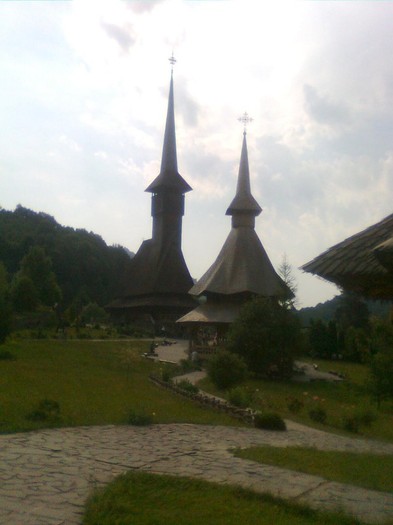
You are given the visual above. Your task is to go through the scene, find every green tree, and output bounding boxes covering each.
[335,292,369,331]
[227,297,302,379]
[277,253,298,309]
[20,246,61,306]
[11,274,39,312]
[308,319,338,359]
[80,302,109,325]
[368,320,393,406]
[207,350,247,390]
[0,262,12,343]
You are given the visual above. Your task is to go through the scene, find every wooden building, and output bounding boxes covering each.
[302,213,393,300]
[178,129,290,330]
[107,68,196,332]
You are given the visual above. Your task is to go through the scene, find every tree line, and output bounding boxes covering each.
[0,205,134,338]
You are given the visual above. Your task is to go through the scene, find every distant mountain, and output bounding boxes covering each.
[0,205,134,307]
[297,295,391,326]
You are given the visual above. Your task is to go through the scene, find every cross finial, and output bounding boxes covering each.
[169,52,176,71]
[238,112,253,134]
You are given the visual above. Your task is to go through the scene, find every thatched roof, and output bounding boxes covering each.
[301,213,393,299]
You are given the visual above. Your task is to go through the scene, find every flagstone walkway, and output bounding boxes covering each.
[1,422,393,525]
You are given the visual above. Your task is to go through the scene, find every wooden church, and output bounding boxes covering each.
[107,65,196,333]
[178,123,291,329]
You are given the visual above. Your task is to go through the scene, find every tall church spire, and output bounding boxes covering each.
[145,57,192,194]
[159,71,178,176]
[226,129,262,226]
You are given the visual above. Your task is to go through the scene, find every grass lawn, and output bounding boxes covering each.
[198,358,393,442]
[0,339,239,433]
[83,470,365,525]
[234,446,393,493]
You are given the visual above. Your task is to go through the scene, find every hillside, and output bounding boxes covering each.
[297,295,391,326]
[0,205,134,307]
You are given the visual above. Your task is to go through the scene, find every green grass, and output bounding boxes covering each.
[0,339,239,433]
[198,358,393,442]
[83,470,365,525]
[234,446,393,493]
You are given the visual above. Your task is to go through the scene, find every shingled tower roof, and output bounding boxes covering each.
[187,130,289,301]
[226,132,262,217]
[145,71,192,195]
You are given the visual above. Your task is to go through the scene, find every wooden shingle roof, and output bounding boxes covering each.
[189,227,289,298]
[301,213,393,299]
[188,131,290,300]
[145,73,192,195]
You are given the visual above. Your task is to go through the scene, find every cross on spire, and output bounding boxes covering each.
[169,52,176,71]
[238,112,253,133]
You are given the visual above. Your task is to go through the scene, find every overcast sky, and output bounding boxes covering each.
[1,1,392,307]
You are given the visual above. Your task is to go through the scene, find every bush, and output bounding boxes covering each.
[254,412,286,431]
[287,396,304,414]
[207,350,247,390]
[0,350,16,360]
[342,415,359,433]
[80,302,109,325]
[308,407,327,424]
[227,297,302,379]
[367,321,393,406]
[228,387,252,408]
[342,411,377,433]
[26,399,61,422]
[127,409,153,426]
[161,367,172,383]
[176,379,199,394]
[356,410,377,428]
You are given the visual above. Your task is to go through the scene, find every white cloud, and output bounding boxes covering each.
[0,1,392,307]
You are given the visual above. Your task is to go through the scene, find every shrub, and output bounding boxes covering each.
[254,412,286,431]
[342,415,359,433]
[308,407,327,424]
[367,321,393,406]
[228,387,252,408]
[161,367,173,383]
[356,410,377,428]
[176,379,199,394]
[226,297,302,379]
[127,409,153,426]
[342,411,377,433]
[0,350,16,360]
[287,396,304,414]
[26,399,61,422]
[207,350,247,390]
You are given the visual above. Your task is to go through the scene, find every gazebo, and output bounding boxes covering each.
[301,213,393,300]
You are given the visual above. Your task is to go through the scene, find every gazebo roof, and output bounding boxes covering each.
[301,213,393,299]
[177,302,241,324]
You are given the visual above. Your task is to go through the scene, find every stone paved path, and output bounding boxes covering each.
[1,423,393,525]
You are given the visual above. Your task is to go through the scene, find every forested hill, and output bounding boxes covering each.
[0,206,134,307]
[297,295,391,326]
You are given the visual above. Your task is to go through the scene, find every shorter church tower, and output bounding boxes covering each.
[178,118,290,326]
